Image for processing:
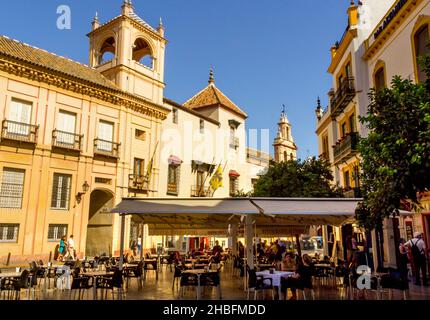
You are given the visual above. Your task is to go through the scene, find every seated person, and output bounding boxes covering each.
[281,253,297,272]
[281,254,314,300]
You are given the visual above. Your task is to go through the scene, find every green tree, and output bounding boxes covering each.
[356,58,430,230]
[252,157,343,198]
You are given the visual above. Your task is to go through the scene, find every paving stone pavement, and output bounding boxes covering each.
[2,263,430,301]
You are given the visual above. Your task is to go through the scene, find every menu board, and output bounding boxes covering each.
[405,221,414,240]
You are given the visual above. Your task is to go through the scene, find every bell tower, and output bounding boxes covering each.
[273,106,297,162]
[87,0,166,104]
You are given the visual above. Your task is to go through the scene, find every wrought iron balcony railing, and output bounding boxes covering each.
[129,174,149,191]
[230,137,240,150]
[333,132,359,164]
[1,120,38,144]
[191,186,211,197]
[344,187,362,199]
[94,139,120,159]
[167,183,179,195]
[52,130,83,152]
[330,77,356,118]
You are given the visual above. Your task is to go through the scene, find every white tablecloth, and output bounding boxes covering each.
[256,270,295,287]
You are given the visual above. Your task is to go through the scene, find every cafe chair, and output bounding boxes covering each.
[179,273,199,299]
[172,265,183,291]
[6,270,32,300]
[379,272,409,300]
[124,261,144,291]
[296,279,316,300]
[95,268,124,300]
[70,275,93,300]
[200,272,222,299]
[144,260,159,281]
[247,268,274,300]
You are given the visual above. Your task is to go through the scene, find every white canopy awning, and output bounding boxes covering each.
[110,197,387,232]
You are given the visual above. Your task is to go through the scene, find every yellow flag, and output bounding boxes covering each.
[146,142,159,182]
[209,165,224,191]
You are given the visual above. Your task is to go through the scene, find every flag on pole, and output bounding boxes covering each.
[146,142,159,183]
[209,164,224,191]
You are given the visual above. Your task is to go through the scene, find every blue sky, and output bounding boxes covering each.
[0,0,350,159]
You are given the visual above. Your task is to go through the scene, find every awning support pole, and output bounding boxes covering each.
[119,214,126,271]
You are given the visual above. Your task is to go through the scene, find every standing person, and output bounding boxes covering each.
[398,238,409,282]
[66,235,76,260]
[58,236,66,261]
[211,240,223,263]
[405,232,428,286]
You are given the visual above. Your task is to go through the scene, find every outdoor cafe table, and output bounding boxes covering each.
[81,271,114,300]
[256,264,273,271]
[314,264,336,287]
[256,270,295,300]
[0,272,21,280]
[182,269,221,300]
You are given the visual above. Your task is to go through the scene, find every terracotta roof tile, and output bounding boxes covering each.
[0,35,119,91]
[184,84,248,118]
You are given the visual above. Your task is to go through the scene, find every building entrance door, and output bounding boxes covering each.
[85,189,114,257]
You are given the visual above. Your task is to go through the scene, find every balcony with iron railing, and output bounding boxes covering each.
[319,152,330,162]
[167,183,179,195]
[52,130,83,152]
[94,139,120,159]
[191,185,211,197]
[230,137,240,150]
[344,187,362,198]
[1,120,38,145]
[330,77,356,118]
[333,132,359,164]
[128,174,149,191]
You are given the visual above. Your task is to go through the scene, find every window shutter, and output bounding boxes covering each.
[0,168,25,208]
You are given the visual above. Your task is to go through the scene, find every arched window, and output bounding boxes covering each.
[374,67,386,91]
[98,37,116,65]
[413,24,430,83]
[133,38,154,69]
[284,151,288,162]
[290,153,294,161]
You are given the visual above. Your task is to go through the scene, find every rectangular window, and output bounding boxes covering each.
[200,119,204,134]
[134,158,145,177]
[345,63,352,79]
[57,110,77,144]
[0,224,19,242]
[341,122,347,138]
[167,164,180,195]
[51,173,72,210]
[48,224,68,242]
[349,114,355,133]
[97,120,114,151]
[344,171,351,190]
[229,176,238,197]
[135,129,146,141]
[8,99,32,135]
[0,168,25,208]
[172,108,178,124]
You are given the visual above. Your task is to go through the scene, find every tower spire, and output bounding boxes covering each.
[122,0,134,16]
[208,67,215,85]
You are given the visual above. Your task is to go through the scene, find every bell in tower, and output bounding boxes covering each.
[87,1,167,104]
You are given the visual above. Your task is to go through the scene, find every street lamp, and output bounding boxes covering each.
[76,181,90,204]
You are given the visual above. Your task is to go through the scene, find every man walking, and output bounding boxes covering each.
[66,234,76,261]
[405,232,428,286]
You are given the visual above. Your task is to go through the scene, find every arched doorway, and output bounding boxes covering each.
[85,189,115,257]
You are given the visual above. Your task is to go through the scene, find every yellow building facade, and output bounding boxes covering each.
[0,2,169,264]
[316,0,430,267]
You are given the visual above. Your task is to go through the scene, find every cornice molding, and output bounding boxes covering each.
[0,56,169,120]
[88,15,167,44]
[363,0,423,61]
